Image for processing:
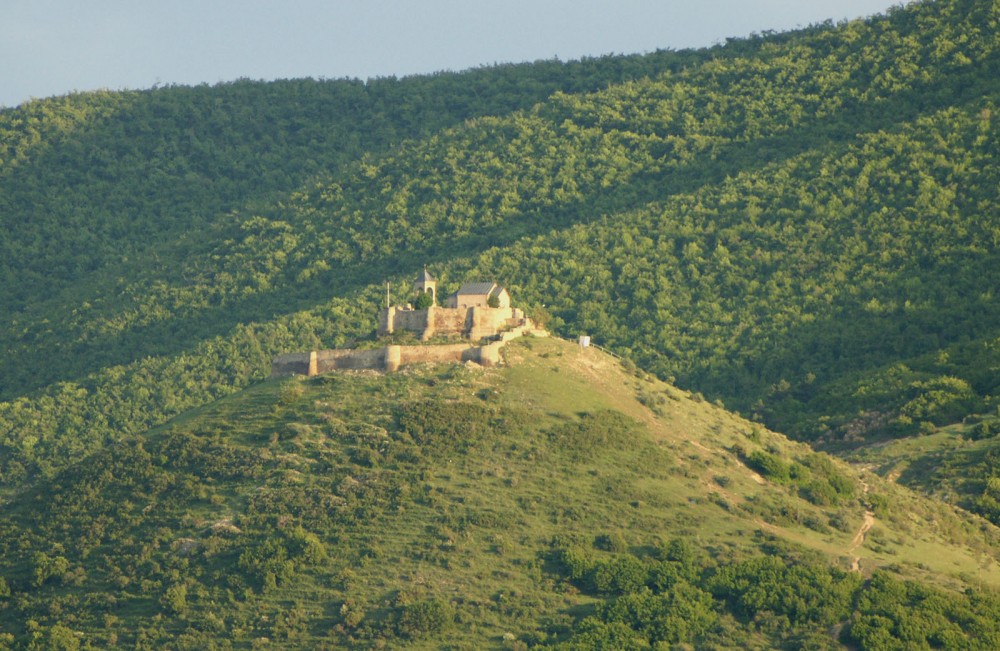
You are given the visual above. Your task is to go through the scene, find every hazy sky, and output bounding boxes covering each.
[2,0,910,108]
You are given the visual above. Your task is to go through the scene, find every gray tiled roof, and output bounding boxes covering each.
[456,282,498,295]
[417,268,435,282]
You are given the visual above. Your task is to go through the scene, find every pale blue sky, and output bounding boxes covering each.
[1,0,909,108]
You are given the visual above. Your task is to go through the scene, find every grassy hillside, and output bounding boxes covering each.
[0,0,998,524]
[1,338,999,649]
[844,414,1000,526]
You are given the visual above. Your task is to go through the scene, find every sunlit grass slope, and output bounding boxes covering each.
[1,338,998,649]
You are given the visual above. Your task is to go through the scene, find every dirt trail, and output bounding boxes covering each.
[849,475,876,572]
[848,515,875,572]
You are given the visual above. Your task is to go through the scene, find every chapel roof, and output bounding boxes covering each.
[455,281,502,296]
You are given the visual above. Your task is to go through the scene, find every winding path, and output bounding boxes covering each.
[848,475,876,572]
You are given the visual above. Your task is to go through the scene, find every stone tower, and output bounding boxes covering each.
[414,268,436,303]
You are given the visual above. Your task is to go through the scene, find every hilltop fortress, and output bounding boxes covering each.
[272,270,543,376]
[379,270,530,341]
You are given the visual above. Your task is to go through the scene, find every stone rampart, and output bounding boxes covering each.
[378,305,528,341]
[271,340,507,377]
[315,348,386,373]
[271,352,313,377]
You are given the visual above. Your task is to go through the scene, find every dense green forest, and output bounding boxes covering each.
[0,51,713,317]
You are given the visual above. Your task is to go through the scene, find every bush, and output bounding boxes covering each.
[708,555,859,630]
[590,556,648,595]
[395,598,453,637]
[746,450,792,484]
[965,420,1000,441]
[900,376,978,426]
[396,400,505,449]
[414,291,434,310]
[594,532,628,553]
[559,547,595,582]
[800,480,840,506]
[551,618,648,650]
[29,623,80,651]
[557,547,647,595]
[32,553,70,588]
[847,571,999,650]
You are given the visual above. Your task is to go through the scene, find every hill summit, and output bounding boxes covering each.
[1,338,999,649]
[272,270,543,376]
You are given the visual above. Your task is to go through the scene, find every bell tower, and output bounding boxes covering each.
[414,268,436,303]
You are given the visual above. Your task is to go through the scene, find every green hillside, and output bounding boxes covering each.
[844,414,1000,528]
[2,338,999,649]
[0,1,999,636]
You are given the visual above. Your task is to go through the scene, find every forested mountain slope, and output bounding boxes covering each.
[0,53,705,320]
[1,0,998,500]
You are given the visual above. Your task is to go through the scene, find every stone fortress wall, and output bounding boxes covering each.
[378,305,528,341]
[271,271,542,377]
[270,322,541,377]
[272,341,503,376]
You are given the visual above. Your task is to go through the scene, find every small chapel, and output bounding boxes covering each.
[446,282,510,309]
[378,269,530,341]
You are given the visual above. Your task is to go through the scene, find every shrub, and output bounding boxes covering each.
[414,291,434,310]
[551,618,648,650]
[396,400,505,449]
[31,623,80,651]
[965,420,1000,441]
[800,480,839,506]
[285,526,329,564]
[590,556,648,595]
[559,547,595,582]
[746,450,792,484]
[708,555,859,630]
[594,532,628,553]
[900,376,978,426]
[32,553,70,588]
[395,598,453,637]
[598,584,718,645]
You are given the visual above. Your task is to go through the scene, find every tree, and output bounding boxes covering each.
[161,583,187,615]
[414,291,434,310]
